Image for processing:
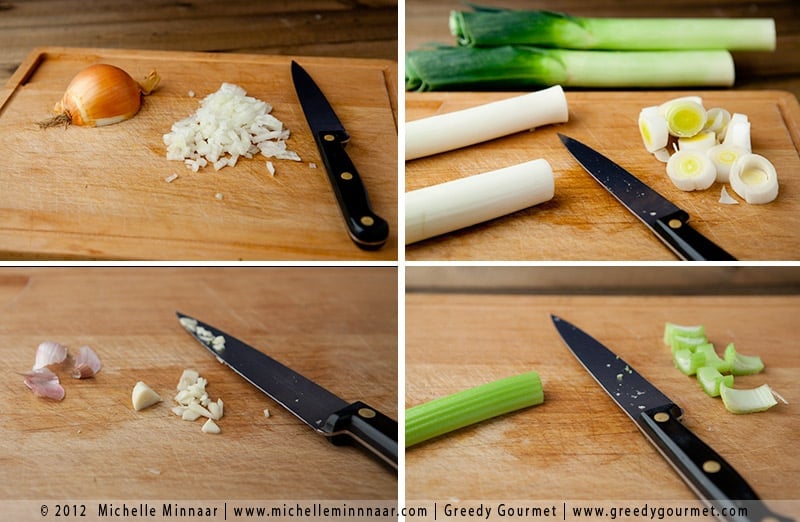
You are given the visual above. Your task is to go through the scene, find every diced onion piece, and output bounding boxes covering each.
[729,153,779,204]
[33,341,68,370]
[696,366,734,398]
[719,186,738,205]
[132,381,162,411]
[678,131,715,152]
[664,100,707,137]
[720,383,778,414]
[666,150,716,191]
[638,107,669,153]
[707,144,748,183]
[405,159,554,244]
[23,368,65,401]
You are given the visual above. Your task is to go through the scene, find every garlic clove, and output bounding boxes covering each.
[33,341,68,370]
[23,368,66,401]
[201,418,221,434]
[132,381,162,411]
[71,345,102,379]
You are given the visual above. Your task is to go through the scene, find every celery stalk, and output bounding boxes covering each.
[450,9,776,51]
[720,383,778,414]
[405,46,735,92]
[694,344,732,373]
[405,371,543,447]
[724,343,765,376]
[696,366,734,397]
[673,348,706,376]
[663,322,706,346]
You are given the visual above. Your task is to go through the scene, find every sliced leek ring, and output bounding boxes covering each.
[707,144,748,183]
[729,153,779,204]
[678,131,715,152]
[665,100,707,137]
[666,150,716,191]
[638,106,669,153]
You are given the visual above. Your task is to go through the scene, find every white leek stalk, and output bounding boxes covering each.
[703,107,731,134]
[666,150,716,191]
[678,131,716,152]
[729,153,779,204]
[405,86,568,160]
[707,144,748,183]
[638,106,669,153]
[721,113,752,152]
[664,99,707,137]
[405,159,554,244]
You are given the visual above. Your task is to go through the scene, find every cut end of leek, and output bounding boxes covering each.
[665,100,707,137]
[729,153,779,204]
[720,383,778,414]
[639,107,669,153]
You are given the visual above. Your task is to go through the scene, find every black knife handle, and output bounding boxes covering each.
[314,131,389,250]
[324,401,398,470]
[654,210,737,261]
[639,405,793,522]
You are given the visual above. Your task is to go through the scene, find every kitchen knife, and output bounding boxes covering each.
[551,315,792,522]
[558,134,736,261]
[176,311,398,470]
[291,61,389,250]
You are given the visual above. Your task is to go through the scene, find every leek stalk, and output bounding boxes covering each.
[406,46,735,92]
[450,9,776,51]
[406,371,543,447]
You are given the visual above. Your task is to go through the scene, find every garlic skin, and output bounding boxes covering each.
[71,345,102,379]
[23,368,65,401]
[32,341,68,370]
[43,64,160,128]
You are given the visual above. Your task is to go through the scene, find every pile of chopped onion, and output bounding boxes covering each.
[164,83,300,173]
[639,97,779,204]
[22,341,102,401]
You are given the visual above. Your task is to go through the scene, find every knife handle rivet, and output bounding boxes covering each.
[324,134,335,142]
[357,407,376,419]
[702,460,722,474]
[360,216,375,226]
[653,412,670,423]
[340,172,353,181]
[668,219,682,229]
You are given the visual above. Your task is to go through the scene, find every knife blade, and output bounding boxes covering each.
[291,61,389,250]
[176,311,398,470]
[558,133,736,261]
[551,315,792,522]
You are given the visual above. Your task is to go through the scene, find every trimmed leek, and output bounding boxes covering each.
[724,343,765,376]
[405,46,735,92]
[720,383,778,414]
[696,366,734,398]
[405,371,543,447]
[450,9,776,51]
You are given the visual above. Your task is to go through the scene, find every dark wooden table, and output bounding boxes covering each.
[0,0,398,86]
[405,0,800,99]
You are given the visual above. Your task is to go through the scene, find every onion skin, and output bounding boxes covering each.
[41,64,160,128]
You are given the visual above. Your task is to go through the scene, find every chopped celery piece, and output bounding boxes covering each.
[720,383,777,414]
[673,348,706,376]
[724,343,765,375]
[449,9,776,51]
[405,371,543,447]
[694,343,732,373]
[663,322,706,346]
[669,335,709,354]
[696,366,734,397]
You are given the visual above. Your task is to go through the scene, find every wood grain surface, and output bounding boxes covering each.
[0,48,397,260]
[405,287,799,506]
[0,268,398,501]
[406,90,800,260]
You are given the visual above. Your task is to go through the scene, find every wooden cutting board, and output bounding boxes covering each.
[0,47,397,260]
[406,292,799,506]
[406,90,800,260]
[0,268,397,503]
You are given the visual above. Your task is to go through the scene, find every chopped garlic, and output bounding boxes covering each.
[201,418,221,434]
[173,369,224,433]
[165,173,178,183]
[266,161,275,176]
[215,193,224,200]
[211,335,226,353]
[264,408,270,418]
[178,317,198,333]
[132,381,162,411]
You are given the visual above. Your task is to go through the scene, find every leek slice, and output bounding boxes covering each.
[449,9,776,51]
[696,366,734,397]
[719,383,777,414]
[667,150,716,191]
[405,46,735,91]
[405,371,543,447]
[665,100,707,138]
[639,107,669,153]
[673,348,706,376]
[703,107,731,134]
[724,343,765,376]
[678,131,716,152]
[729,153,779,204]
[707,144,748,183]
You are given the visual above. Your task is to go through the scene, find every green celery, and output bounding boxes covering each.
[720,383,777,414]
[663,322,706,346]
[405,46,734,92]
[694,343,732,373]
[724,343,765,376]
[405,371,543,447]
[669,335,710,355]
[450,9,776,51]
[673,348,706,376]
[696,366,734,397]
